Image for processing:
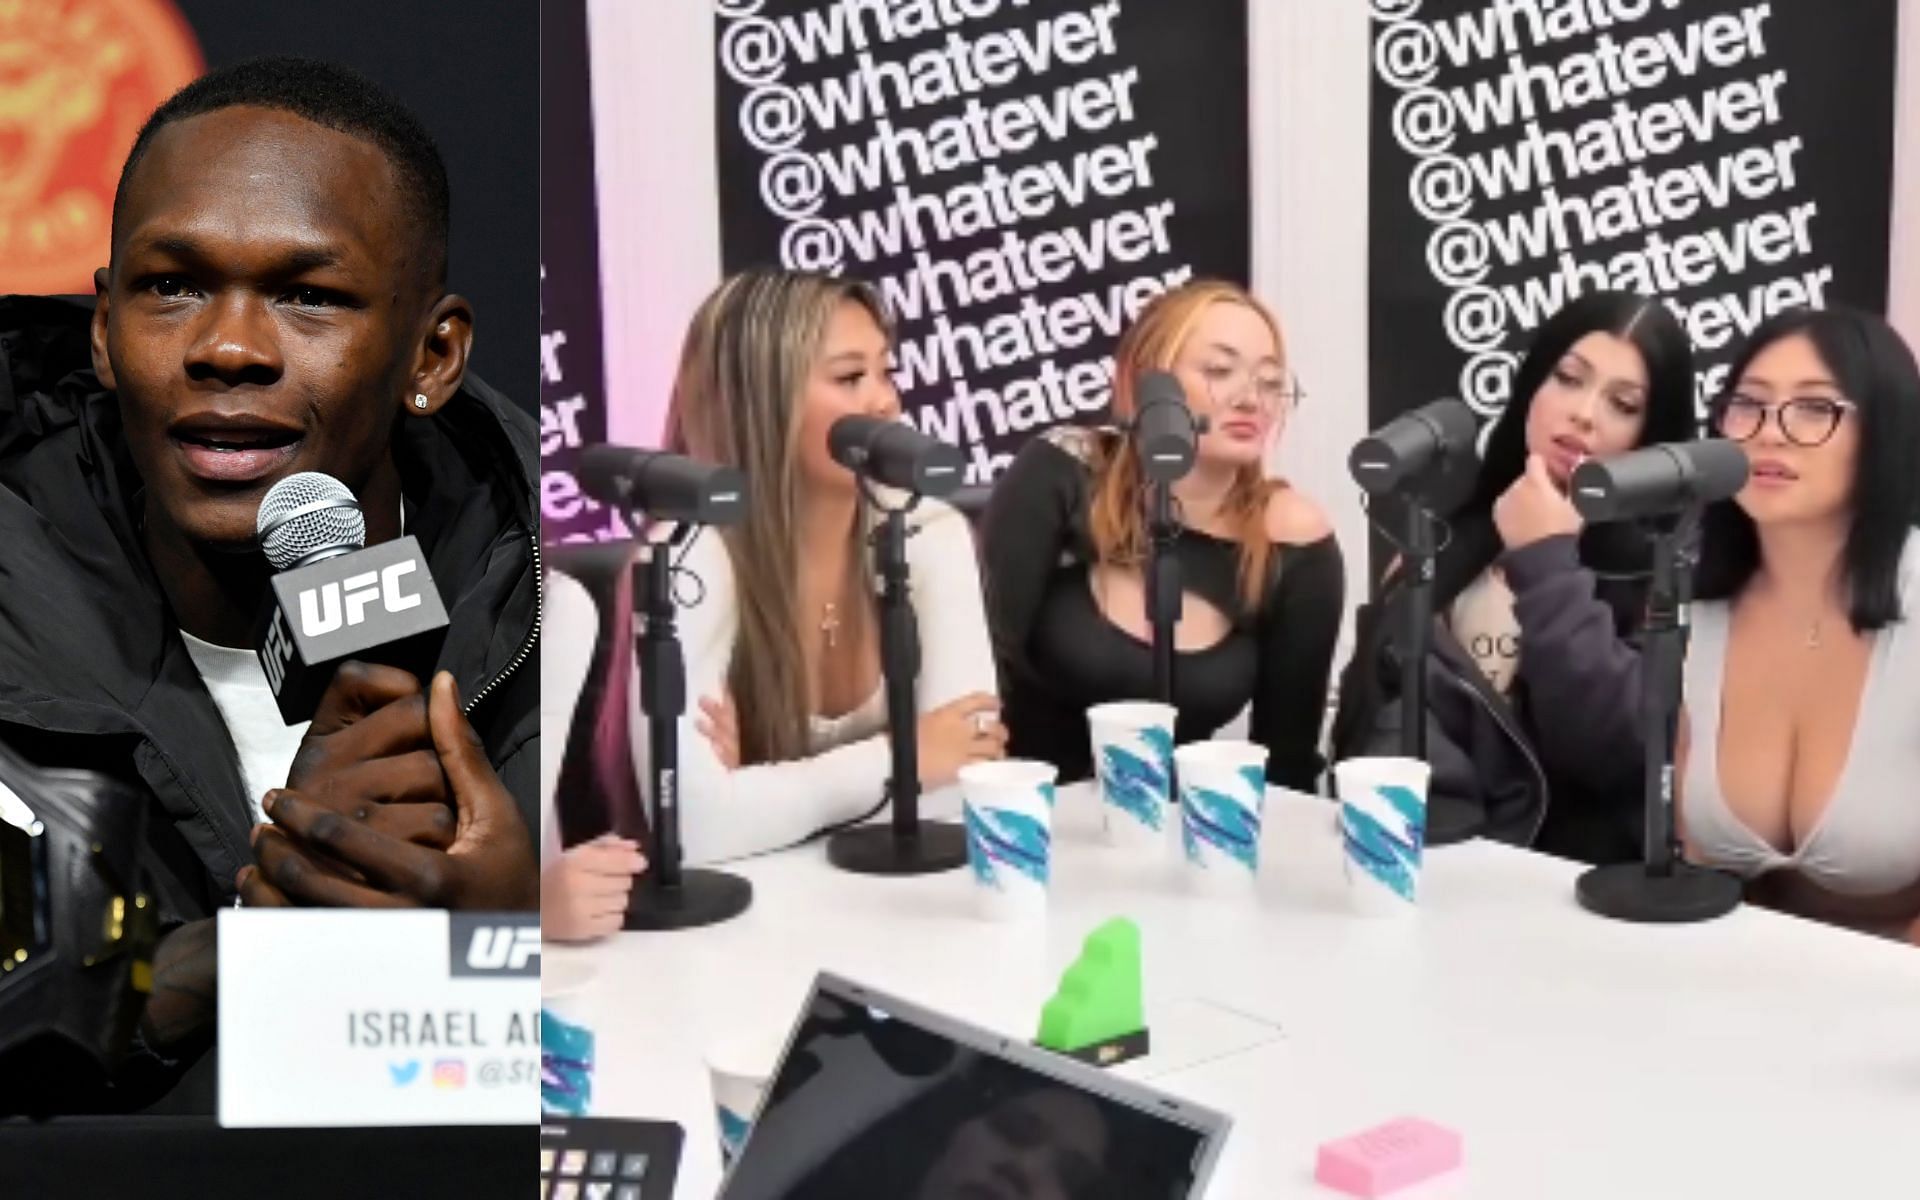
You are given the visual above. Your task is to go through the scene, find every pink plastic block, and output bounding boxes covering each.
[1314,1117,1462,1197]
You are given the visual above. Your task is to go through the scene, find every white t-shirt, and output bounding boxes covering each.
[1448,566,1522,695]
[181,630,311,825]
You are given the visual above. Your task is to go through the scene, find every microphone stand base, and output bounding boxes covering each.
[624,869,754,931]
[1574,860,1742,924]
[826,820,967,876]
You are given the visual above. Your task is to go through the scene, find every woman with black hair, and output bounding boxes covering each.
[1679,306,1920,942]
[1332,290,1696,864]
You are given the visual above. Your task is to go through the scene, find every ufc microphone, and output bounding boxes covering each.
[1570,440,1750,524]
[253,472,450,725]
[828,415,964,497]
[578,444,746,525]
[1130,370,1205,484]
[1348,398,1480,496]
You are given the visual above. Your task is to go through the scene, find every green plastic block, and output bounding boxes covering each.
[1037,917,1145,1055]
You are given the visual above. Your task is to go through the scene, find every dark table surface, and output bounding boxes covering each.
[0,1118,535,1199]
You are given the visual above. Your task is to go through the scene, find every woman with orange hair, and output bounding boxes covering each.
[980,280,1344,790]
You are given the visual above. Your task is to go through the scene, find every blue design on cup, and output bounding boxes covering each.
[964,803,1052,890]
[1098,740,1171,831]
[1341,784,1426,901]
[1181,785,1261,869]
[540,1008,594,1116]
[1140,724,1174,764]
[717,1104,752,1165]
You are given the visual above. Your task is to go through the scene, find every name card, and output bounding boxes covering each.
[218,909,539,1127]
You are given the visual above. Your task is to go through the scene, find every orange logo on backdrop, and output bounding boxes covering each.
[0,0,203,294]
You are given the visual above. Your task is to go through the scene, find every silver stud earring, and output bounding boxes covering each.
[413,394,429,410]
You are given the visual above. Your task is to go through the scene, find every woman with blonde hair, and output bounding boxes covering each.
[544,268,1004,869]
[981,279,1344,789]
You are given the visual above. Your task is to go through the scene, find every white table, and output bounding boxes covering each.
[548,785,1920,1199]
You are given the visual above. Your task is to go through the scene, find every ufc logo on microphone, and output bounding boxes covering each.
[449,917,541,977]
[297,561,425,637]
[261,609,296,695]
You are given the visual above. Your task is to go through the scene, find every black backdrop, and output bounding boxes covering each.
[714,0,1251,483]
[540,0,614,545]
[174,0,539,408]
[1368,0,1897,440]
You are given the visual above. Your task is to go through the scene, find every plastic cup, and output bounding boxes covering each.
[706,1029,786,1170]
[1333,757,1432,917]
[960,760,1057,920]
[1088,701,1178,855]
[1175,740,1270,896]
[540,959,598,1116]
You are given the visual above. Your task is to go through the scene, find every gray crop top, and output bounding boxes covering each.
[1681,534,1920,897]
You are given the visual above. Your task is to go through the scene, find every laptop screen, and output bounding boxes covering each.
[721,977,1220,1200]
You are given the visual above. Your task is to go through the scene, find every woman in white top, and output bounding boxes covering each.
[556,269,1005,868]
[1681,307,1920,942]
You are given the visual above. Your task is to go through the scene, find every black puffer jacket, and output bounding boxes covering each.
[1331,514,1651,865]
[0,293,541,936]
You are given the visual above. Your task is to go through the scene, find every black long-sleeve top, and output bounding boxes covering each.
[981,429,1346,791]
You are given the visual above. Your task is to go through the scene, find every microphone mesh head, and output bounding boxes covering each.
[256,472,366,570]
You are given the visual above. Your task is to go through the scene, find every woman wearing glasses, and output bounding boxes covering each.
[1332,290,1696,863]
[981,279,1344,790]
[1679,307,1920,942]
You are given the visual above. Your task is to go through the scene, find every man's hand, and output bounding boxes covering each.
[543,834,647,942]
[138,919,219,1051]
[1493,453,1584,551]
[239,672,538,910]
[283,662,455,851]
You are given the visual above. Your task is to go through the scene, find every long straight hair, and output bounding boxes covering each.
[662,269,890,765]
[1425,290,1695,604]
[1465,290,1696,516]
[1088,280,1285,611]
[1694,306,1920,632]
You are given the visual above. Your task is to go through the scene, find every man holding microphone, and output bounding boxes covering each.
[0,58,539,1111]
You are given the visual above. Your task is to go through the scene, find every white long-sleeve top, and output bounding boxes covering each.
[541,499,998,867]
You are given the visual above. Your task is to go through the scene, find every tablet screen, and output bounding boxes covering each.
[721,982,1214,1200]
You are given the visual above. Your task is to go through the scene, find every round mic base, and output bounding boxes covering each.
[826,821,967,876]
[1575,860,1743,924]
[624,868,754,931]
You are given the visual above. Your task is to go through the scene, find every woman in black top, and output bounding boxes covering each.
[982,280,1345,791]
[1330,290,1697,864]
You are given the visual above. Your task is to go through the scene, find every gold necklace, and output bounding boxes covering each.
[1806,614,1824,650]
[820,601,841,650]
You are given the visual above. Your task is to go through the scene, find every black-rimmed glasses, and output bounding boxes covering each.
[1712,393,1856,448]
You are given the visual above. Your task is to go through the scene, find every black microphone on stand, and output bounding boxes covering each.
[1347,399,1480,760]
[821,416,971,877]
[827,416,966,495]
[578,444,753,931]
[1568,440,1750,524]
[1131,372,1204,483]
[1129,371,1205,710]
[1568,440,1748,924]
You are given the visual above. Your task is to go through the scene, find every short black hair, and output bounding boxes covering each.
[112,56,449,288]
[1466,289,1697,516]
[1695,306,1920,632]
